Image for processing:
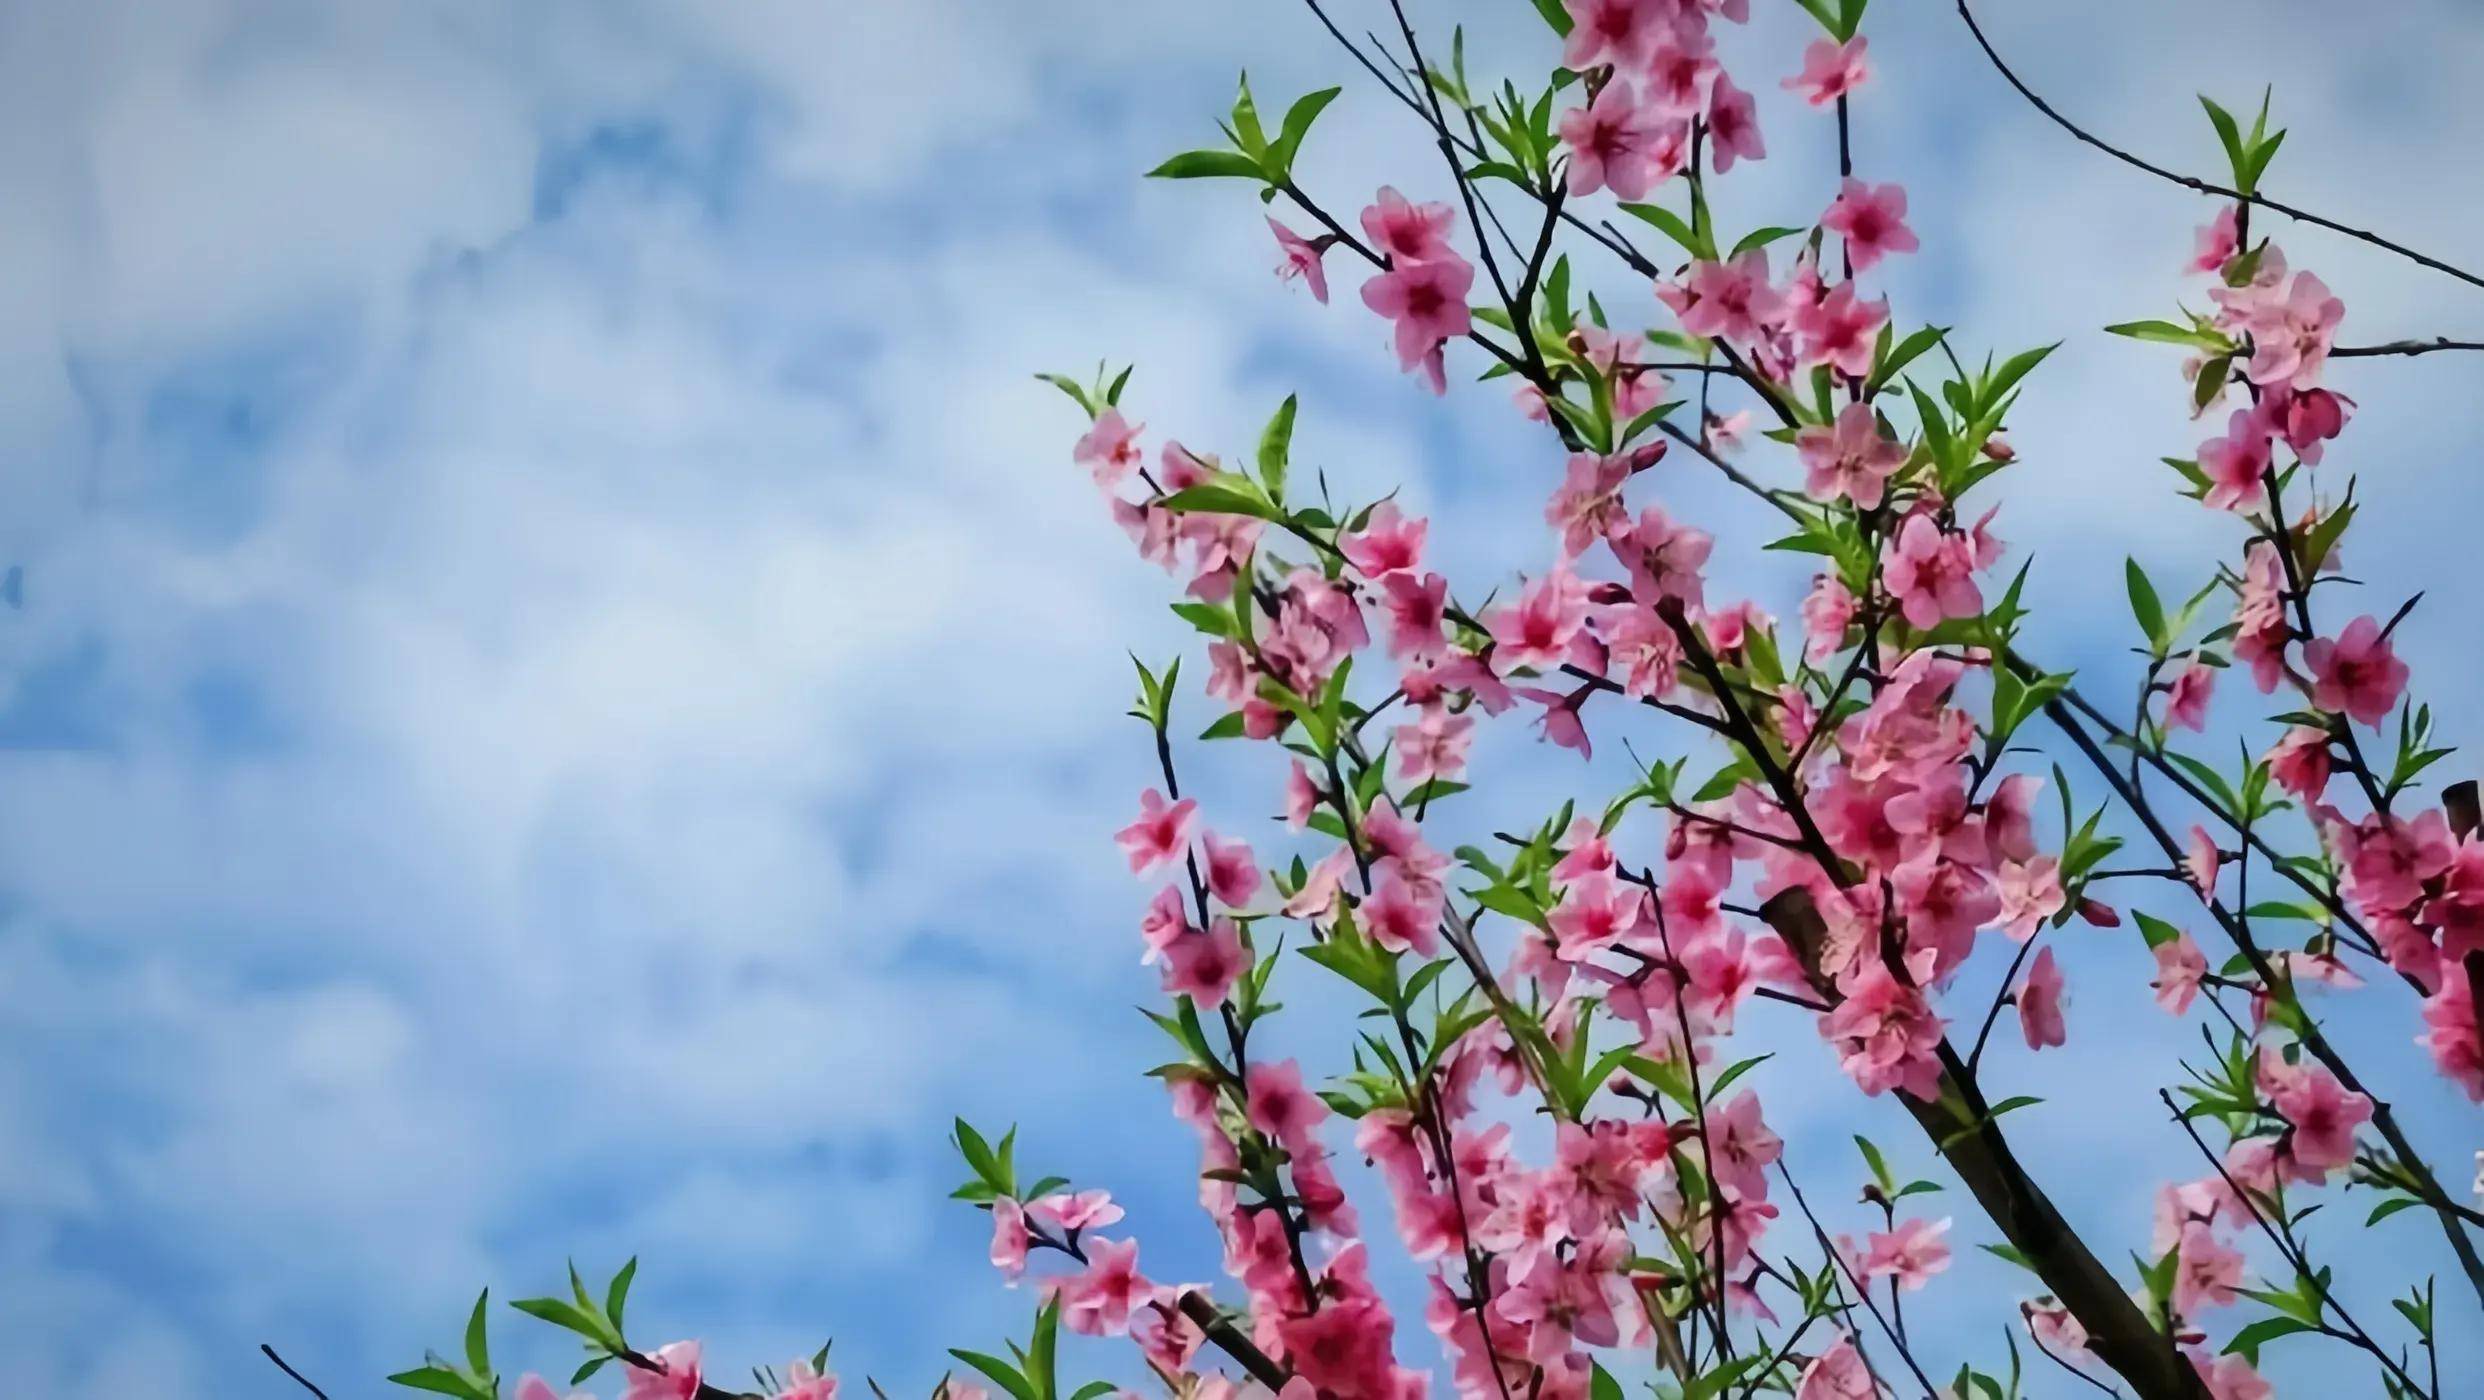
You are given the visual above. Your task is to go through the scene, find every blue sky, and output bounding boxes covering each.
[3,1,2482,1395]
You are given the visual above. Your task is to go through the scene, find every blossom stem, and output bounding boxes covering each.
[1953,0,2484,292]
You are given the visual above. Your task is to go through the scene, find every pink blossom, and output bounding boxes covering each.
[1377,572,1448,665]
[2187,206,2240,275]
[623,1342,703,1400]
[2185,825,2221,901]
[2024,1299,2088,1359]
[2016,945,2067,1050]
[1561,0,1661,72]
[1031,1188,1125,1233]
[1163,918,1249,1007]
[1344,501,1428,579]
[2420,974,2484,1100]
[1611,505,1713,606]
[1361,873,1443,957]
[515,1378,590,1400]
[1138,884,1190,965]
[1362,256,1475,381]
[1360,186,1455,264]
[1058,1237,1152,1336]
[2273,385,2352,465]
[1702,1089,1783,1198]
[1672,249,1783,347]
[1801,572,1858,661]
[2267,1061,2371,1173]
[2304,614,2408,727]
[1783,37,1869,107]
[1818,961,1946,1099]
[1883,514,1984,630]
[1395,708,1474,785]
[1821,178,1918,273]
[1795,401,1907,508]
[1558,79,1676,200]
[1267,217,1329,303]
[1795,1333,1873,1399]
[2152,933,2207,1015]
[1115,789,1198,875]
[2197,408,2272,513]
[2243,270,2344,390]
[1284,760,1321,829]
[1074,409,1145,491]
[1706,408,1752,455]
[1488,567,1590,673]
[1994,858,2064,941]
[1548,874,1643,957]
[2164,661,2215,731]
[1706,75,1766,172]
[1986,773,2040,863]
[989,1196,1030,1282]
[1245,1059,1329,1148]
[1514,684,1594,758]
[2171,1222,2244,1316]
[2189,1352,2274,1400]
[1793,281,1889,378]
[1859,1216,1950,1291]
[1201,831,1260,907]
[1644,29,1719,116]
[1544,452,1633,558]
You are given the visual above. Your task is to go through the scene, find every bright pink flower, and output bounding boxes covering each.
[1033,1188,1124,1233]
[1380,571,1449,662]
[2261,726,2328,801]
[989,1196,1029,1282]
[2185,825,2221,901]
[2267,1061,2371,1173]
[2420,974,2484,1101]
[2273,385,2352,465]
[1548,873,1643,956]
[515,1378,588,1400]
[1986,773,2040,863]
[1058,1237,1152,1336]
[2024,1300,2088,1359]
[1395,708,1474,785]
[1707,75,1766,172]
[1362,256,1475,380]
[1611,505,1713,606]
[1559,79,1676,200]
[1284,760,1321,830]
[2188,1352,2273,1400]
[2171,1222,2243,1316]
[1793,281,1888,378]
[1115,789,1197,876]
[1821,178,1918,273]
[1561,0,1661,71]
[1795,1332,1872,1399]
[2197,408,2272,513]
[1138,884,1190,965]
[1488,567,1590,673]
[2243,270,2344,390]
[1994,858,2064,941]
[1162,918,1249,1007]
[1644,28,1719,115]
[1361,873,1443,956]
[2188,206,2240,275]
[2164,660,2215,731]
[1544,452,1634,558]
[1859,1216,1950,1291]
[1245,1059,1329,1148]
[1514,684,1594,758]
[1883,514,1984,630]
[1074,409,1145,491]
[1818,961,1946,1100]
[1783,37,1869,106]
[1201,831,1260,907]
[2304,614,2408,727]
[1795,401,1907,508]
[1268,217,1329,303]
[1706,408,1752,455]
[2152,933,2207,1015]
[1702,1089,1783,1198]
[1801,572,1857,662]
[623,1342,703,1400]
[1360,186,1455,263]
[1344,501,1427,579]
[1672,249,1783,347]
[2016,945,2066,1050]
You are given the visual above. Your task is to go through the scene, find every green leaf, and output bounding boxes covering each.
[1147,150,1267,182]
[605,1258,637,1333]
[2104,319,2229,350]
[2223,1315,2316,1362]
[949,1350,1038,1400]
[1527,0,1575,38]
[2200,95,2247,189]
[1270,88,1342,174]
[1258,394,1297,504]
[510,1296,604,1342]
[1590,1361,1624,1400]
[1034,372,1094,418]
[2133,909,2185,951]
[463,1290,491,1379]
[388,1368,484,1399]
[1730,225,1807,258]
[1158,480,1278,521]
[1867,325,1948,396]
[1615,201,1713,260]
[2125,559,2166,651]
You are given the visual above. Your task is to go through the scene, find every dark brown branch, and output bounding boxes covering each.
[1176,1291,1292,1391]
[1955,0,2484,293]
[261,1346,333,1400]
[2332,339,2484,359]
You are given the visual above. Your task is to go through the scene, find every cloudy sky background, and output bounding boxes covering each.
[3,1,2481,1395]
